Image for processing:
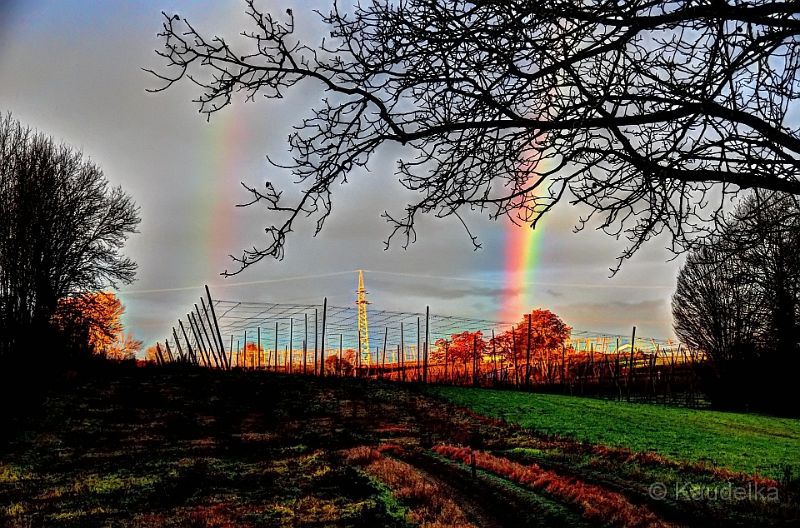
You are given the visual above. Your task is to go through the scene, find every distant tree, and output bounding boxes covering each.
[672,192,800,409]
[52,292,141,361]
[445,331,486,381]
[106,332,143,361]
[0,114,140,362]
[498,309,571,385]
[149,0,800,274]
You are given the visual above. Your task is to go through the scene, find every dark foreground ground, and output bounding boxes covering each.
[1,368,798,527]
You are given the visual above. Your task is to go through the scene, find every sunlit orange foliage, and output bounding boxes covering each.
[496,309,571,384]
[107,331,142,361]
[433,445,671,528]
[53,291,140,358]
[345,446,477,528]
[325,352,354,376]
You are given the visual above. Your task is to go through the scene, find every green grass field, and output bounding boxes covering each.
[428,386,800,479]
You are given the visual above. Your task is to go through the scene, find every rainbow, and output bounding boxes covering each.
[500,173,549,324]
[201,109,243,277]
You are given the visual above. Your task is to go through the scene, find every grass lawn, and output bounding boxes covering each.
[428,386,800,479]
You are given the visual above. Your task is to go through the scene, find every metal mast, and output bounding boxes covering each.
[356,270,371,367]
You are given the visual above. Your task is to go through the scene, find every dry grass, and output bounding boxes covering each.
[345,446,477,528]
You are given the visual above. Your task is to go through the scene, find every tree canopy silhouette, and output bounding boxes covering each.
[0,113,140,360]
[148,0,800,274]
[672,192,800,409]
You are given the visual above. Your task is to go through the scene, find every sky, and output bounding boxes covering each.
[0,0,684,346]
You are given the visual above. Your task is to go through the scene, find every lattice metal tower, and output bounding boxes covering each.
[356,270,371,366]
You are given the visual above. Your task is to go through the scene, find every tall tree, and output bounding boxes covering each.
[149,0,800,274]
[0,114,139,361]
[672,192,800,409]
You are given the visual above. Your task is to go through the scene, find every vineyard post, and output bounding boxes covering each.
[243,330,249,369]
[382,326,388,379]
[274,322,279,373]
[204,286,229,370]
[561,343,566,391]
[288,318,294,374]
[320,297,327,378]
[400,322,405,382]
[172,327,185,362]
[304,313,308,374]
[155,342,166,365]
[164,340,175,363]
[416,317,421,382]
[258,327,262,370]
[492,329,498,385]
[179,320,197,364]
[314,308,318,376]
[339,334,343,376]
[525,313,532,388]
[201,297,225,369]
[627,326,636,402]
[188,313,210,367]
[424,307,430,384]
[472,332,478,386]
[195,304,220,368]
[511,327,519,386]
[229,335,234,368]
[444,340,449,384]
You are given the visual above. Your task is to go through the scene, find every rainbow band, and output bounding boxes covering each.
[501,172,548,323]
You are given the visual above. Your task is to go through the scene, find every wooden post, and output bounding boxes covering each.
[304,313,308,374]
[416,317,421,382]
[257,326,262,369]
[511,326,519,386]
[274,322,279,373]
[627,326,636,402]
[243,330,248,369]
[314,308,319,376]
[229,334,234,368]
[179,320,197,365]
[155,342,166,365]
[381,327,388,378]
[472,332,478,386]
[400,322,406,382]
[320,297,327,378]
[195,304,220,369]
[204,285,228,369]
[289,318,294,374]
[491,329,498,385]
[172,327,185,362]
[201,297,225,369]
[339,334,343,376]
[444,340,449,384]
[165,339,175,363]
[423,306,430,384]
[188,313,210,367]
[525,313,532,388]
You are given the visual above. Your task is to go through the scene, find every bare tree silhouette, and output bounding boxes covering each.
[0,113,140,361]
[148,0,800,274]
[672,192,800,409]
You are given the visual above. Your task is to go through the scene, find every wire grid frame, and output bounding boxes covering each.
[163,297,680,365]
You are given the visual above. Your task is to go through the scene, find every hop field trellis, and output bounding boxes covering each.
[153,286,706,404]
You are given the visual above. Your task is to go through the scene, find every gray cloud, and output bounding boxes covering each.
[0,0,683,347]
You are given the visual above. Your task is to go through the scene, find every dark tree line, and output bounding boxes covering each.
[148,0,800,274]
[673,192,800,411]
[0,113,140,364]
